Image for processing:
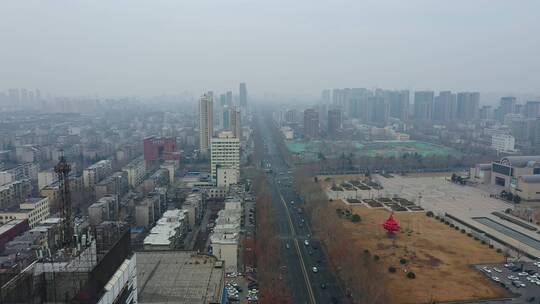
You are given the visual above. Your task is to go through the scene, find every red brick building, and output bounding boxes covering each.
[143,137,180,168]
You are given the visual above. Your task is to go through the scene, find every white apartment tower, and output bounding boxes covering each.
[199,92,214,155]
[211,131,240,182]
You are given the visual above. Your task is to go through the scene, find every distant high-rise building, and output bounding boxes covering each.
[222,105,231,129]
[199,93,214,155]
[239,83,247,108]
[499,97,516,121]
[387,90,409,121]
[327,109,342,136]
[219,94,227,107]
[321,89,331,104]
[525,101,540,118]
[433,91,456,122]
[479,105,494,120]
[226,91,233,106]
[303,108,319,138]
[414,91,435,121]
[20,88,28,105]
[371,96,389,125]
[456,92,480,121]
[230,107,242,139]
[8,88,20,104]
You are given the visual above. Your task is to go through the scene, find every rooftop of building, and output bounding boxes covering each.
[210,231,239,244]
[22,197,47,204]
[136,251,224,304]
[143,209,187,246]
[520,175,540,183]
[499,156,540,168]
[0,219,27,234]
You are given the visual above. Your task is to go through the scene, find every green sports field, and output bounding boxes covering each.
[286,140,460,159]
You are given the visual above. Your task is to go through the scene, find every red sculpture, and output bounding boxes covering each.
[383,213,400,234]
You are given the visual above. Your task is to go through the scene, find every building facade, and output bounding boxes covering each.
[210,131,240,182]
[199,92,214,155]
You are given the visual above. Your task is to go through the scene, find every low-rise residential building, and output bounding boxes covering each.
[37,170,56,190]
[143,209,188,250]
[210,198,243,273]
[88,195,119,226]
[183,193,203,229]
[123,156,146,188]
[0,179,32,209]
[135,194,162,228]
[0,197,50,228]
[83,159,113,188]
[95,171,128,200]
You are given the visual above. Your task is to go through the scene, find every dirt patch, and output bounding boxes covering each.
[331,201,510,303]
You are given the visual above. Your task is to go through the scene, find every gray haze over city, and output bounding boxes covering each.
[1,0,539,101]
[5,2,540,304]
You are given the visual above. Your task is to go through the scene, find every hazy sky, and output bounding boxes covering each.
[1,1,539,98]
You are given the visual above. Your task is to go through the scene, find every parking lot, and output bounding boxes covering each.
[476,262,540,303]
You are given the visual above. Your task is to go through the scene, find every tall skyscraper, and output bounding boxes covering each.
[327,109,342,136]
[222,105,231,130]
[199,93,214,155]
[239,83,247,108]
[303,108,319,138]
[226,91,233,106]
[413,91,435,121]
[219,94,227,107]
[230,107,242,139]
[456,92,480,121]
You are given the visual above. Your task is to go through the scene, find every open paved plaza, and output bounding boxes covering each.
[365,174,540,259]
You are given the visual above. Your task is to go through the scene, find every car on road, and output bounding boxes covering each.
[312,267,318,273]
[512,280,526,288]
[320,283,327,289]
[308,251,312,255]
[286,243,290,249]
[304,240,309,246]
[290,201,294,205]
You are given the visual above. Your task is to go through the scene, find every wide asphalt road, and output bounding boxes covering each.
[255,110,344,304]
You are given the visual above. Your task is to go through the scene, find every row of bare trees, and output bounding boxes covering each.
[253,172,293,304]
[294,164,391,304]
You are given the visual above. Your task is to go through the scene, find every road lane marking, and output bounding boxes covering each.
[275,179,317,304]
